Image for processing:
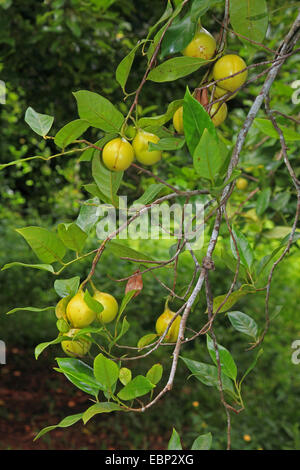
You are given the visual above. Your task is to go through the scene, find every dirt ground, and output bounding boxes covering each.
[0,346,167,450]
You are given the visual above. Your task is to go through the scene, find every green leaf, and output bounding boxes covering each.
[193,128,222,182]
[107,241,155,262]
[92,152,123,207]
[1,262,54,273]
[254,118,300,141]
[82,402,122,425]
[76,198,100,234]
[24,107,54,137]
[83,290,104,315]
[148,56,209,82]
[119,367,132,386]
[230,228,254,270]
[240,348,263,384]
[146,363,163,385]
[116,41,146,93]
[73,90,124,133]
[83,183,111,203]
[263,226,300,239]
[16,226,66,264]
[227,311,258,339]
[93,353,119,392]
[211,289,251,313]
[138,99,183,129]
[230,0,268,44]
[183,87,216,156]
[117,375,155,400]
[34,413,83,441]
[256,188,271,216]
[206,335,237,380]
[132,184,165,206]
[167,428,182,450]
[54,119,90,149]
[54,276,80,298]
[149,136,185,151]
[191,433,212,450]
[180,356,234,394]
[56,357,103,396]
[5,306,55,316]
[137,333,158,349]
[57,223,87,253]
[35,335,68,359]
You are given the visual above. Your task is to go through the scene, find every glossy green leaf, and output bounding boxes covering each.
[76,198,100,234]
[73,90,124,133]
[149,136,185,151]
[16,226,66,264]
[193,128,222,182]
[254,118,300,141]
[93,353,119,392]
[146,363,163,385]
[191,432,212,450]
[167,428,182,450]
[148,56,209,82]
[206,335,237,380]
[180,356,234,394]
[1,262,54,273]
[54,119,90,149]
[92,152,123,207]
[230,0,268,44]
[5,306,55,315]
[227,311,258,339]
[57,222,87,253]
[138,99,183,129]
[117,375,155,401]
[137,333,158,349]
[34,413,83,441]
[230,228,254,270]
[132,183,165,206]
[256,188,271,216]
[56,357,103,396]
[54,276,80,298]
[119,367,132,386]
[183,87,216,156]
[35,335,68,359]
[82,402,122,424]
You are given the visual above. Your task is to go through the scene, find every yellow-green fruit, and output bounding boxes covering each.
[173,107,184,134]
[183,27,216,60]
[236,177,248,190]
[55,296,69,321]
[102,137,134,172]
[209,85,238,101]
[212,54,247,92]
[132,130,162,165]
[66,290,96,328]
[61,328,91,357]
[93,290,119,324]
[155,308,181,343]
[209,102,228,127]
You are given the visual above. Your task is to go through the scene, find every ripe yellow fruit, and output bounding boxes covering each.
[212,54,248,93]
[66,290,96,328]
[173,107,184,134]
[209,84,238,101]
[209,102,228,127]
[236,177,248,190]
[55,296,69,321]
[102,137,134,172]
[61,328,91,357]
[155,308,181,343]
[93,290,119,324]
[132,130,162,165]
[183,27,216,60]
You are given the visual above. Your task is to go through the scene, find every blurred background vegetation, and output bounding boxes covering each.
[0,0,300,450]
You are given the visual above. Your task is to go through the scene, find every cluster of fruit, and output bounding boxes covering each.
[173,25,248,132]
[102,25,248,174]
[56,285,182,357]
[55,288,118,357]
